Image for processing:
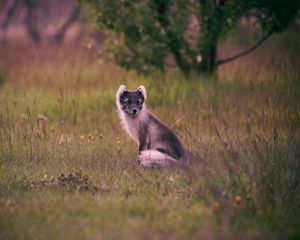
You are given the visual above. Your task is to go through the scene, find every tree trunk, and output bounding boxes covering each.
[25,0,40,42]
[53,6,80,44]
[196,42,217,74]
[154,0,191,75]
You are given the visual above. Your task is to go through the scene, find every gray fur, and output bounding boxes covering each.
[116,85,187,168]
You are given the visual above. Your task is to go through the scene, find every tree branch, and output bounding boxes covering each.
[25,0,40,42]
[53,6,80,44]
[0,0,17,30]
[216,33,271,66]
[154,0,191,74]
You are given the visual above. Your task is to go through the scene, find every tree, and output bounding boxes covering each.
[0,0,81,44]
[82,0,300,75]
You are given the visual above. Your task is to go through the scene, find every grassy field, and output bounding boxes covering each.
[0,29,300,239]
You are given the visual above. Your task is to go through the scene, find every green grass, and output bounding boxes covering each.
[0,30,300,239]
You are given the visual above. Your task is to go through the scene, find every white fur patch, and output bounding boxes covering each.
[139,150,177,168]
[116,85,127,110]
[118,108,148,142]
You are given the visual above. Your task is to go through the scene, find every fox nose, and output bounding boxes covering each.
[132,109,137,114]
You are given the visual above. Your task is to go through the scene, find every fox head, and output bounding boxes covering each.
[116,85,146,117]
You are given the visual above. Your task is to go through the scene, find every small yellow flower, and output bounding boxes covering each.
[245,194,253,200]
[80,135,85,140]
[234,195,242,203]
[117,140,121,144]
[93,130,98,135]
[88,134,93,140]
[50,126,55,132]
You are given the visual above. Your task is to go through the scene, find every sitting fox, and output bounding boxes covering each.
[116,85,190,168]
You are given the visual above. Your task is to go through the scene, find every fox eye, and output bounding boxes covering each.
[123,98,129,104]
[137,98,143,104]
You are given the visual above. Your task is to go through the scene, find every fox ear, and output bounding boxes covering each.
[116,85,127,99]
[136,85,146,100]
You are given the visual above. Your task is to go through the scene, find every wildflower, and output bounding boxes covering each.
[50,126,55,132]
[117,140,121,144]
[168,176,175,182]
[80,135,85,140]
[88,134,94,140]
[245,194,253,200]
[233,195,242,203]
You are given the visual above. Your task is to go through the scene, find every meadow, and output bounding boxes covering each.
[0,29,299,239]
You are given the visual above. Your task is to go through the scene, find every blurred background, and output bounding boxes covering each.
[0,0,299,80]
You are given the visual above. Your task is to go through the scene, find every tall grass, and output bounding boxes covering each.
[0,29,299,239]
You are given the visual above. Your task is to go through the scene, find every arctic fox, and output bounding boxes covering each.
[116,85,188,168]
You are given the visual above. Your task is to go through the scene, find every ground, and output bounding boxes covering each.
[0,29,299,239]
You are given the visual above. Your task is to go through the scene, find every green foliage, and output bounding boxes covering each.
[82,0,300,75]
[250,0,300,33]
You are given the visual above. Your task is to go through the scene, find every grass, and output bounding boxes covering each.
[0,29,300,239]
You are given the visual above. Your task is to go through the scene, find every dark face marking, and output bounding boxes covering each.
[119,91,144,117]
